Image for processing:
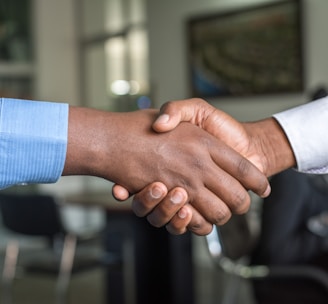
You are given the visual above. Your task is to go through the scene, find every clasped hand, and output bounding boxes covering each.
[111,100,271,236]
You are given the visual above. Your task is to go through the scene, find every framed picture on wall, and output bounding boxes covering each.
[186,0,304,98]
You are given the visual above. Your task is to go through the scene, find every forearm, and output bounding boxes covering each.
[243,117,296,177]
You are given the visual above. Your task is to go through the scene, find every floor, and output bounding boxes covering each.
[3,269,106,304]
[0,259,256,304]
[0,233,106,304]
[0,233,257,304]
[0,206,257,304]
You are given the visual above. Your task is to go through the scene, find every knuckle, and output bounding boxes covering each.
[191,156,205,171]
[229,191,251,214]
[187,218,204,233]
[188,223,213,236]
[147,215,164,228]
[213,208,232,226]
[237,158,253,178]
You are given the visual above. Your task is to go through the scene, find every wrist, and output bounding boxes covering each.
[63,106,111,178]
[63,107,160,191]
[244,118,296,177]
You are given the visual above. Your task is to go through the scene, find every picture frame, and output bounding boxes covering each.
[186,0,304,98]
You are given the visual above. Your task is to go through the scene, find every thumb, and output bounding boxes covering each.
[152,100,198,133]
[152,113,181,132]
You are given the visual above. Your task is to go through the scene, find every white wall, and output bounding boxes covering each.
[146,0,328,121]
[32,0,79,105]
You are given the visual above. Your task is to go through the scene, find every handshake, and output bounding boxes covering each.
[66,98,295,236]
[4,96,325,236]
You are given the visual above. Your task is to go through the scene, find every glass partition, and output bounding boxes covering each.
[0,0,34,99]
[78,0,150,111]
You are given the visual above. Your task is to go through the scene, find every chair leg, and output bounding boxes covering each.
[55,234,77,304]
[1,240,19,304]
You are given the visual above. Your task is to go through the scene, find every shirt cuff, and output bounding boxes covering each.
[273,97,328,174]
[0,98,69,189]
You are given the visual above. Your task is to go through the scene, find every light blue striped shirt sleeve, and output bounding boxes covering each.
[0,98,69,189]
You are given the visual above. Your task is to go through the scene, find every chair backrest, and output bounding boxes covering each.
[0,193,65,238]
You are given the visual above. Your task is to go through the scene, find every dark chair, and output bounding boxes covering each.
[205,216,328,304]
[0,192,108,304]
[249,170,328,304]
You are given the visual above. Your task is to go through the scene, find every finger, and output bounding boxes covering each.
[146,187,188,227]
[153,98,242,147]
[153,98,206,132]
[185,204,214,236]
[131,182,168,217]
[208,140,270,199]
[165,205,192,235]
[191,186,233,225]
[165,204,213,236]
[112,184,130,201]
[195,164,252,215]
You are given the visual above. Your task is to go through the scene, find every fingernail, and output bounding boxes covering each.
[151,186,163,199]
[170,191,184,204]
[178,208,187,219]
[156,114,170,124]
[262,184,271,198]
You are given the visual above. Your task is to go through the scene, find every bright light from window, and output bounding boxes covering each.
[110,80,141,95]
[129,80,140,95]
[111,80,130,95]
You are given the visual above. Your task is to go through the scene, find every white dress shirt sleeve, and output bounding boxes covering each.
[0,98,69,189]
[273,96,328,174]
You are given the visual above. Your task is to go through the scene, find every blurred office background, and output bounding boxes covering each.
[0,0,328,303]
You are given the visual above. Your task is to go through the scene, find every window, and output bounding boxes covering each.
[78,0,150,111]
